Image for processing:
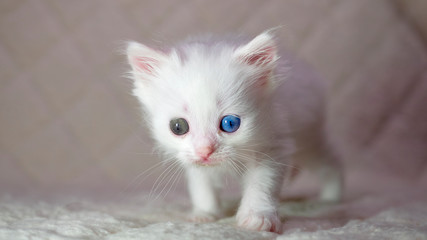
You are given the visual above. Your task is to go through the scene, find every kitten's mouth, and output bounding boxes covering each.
[194,162,220,167]
[193,158,222,167]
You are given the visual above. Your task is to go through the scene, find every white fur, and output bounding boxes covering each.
[126,30,342,233]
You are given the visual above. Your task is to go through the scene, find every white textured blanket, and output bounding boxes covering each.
[1,191,426,240]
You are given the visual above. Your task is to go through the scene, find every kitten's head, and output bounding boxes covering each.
[127,31,281,168]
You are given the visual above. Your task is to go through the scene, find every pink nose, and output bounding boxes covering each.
[196,145,215,160]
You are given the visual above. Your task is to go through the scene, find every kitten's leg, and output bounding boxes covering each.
[302,153,343,202]
[294,141,343,202]
[186,167,221,222]
[318,160,342,202]
[236,164,283,233]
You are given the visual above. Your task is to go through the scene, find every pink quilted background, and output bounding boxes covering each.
[1,0,427,198]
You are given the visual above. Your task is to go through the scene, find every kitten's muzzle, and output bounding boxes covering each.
[195,145,215,161]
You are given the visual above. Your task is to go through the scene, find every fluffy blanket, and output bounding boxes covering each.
[1,190,426,240]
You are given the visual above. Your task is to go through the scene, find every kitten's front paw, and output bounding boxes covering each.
[236,210,282,233]
[187,211,218,223]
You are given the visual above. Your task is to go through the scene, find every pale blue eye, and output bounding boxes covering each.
[220,115,241,133]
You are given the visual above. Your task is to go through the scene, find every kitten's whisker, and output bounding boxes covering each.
[237,149,300,170]
[131,156,177,190]
[121,158,170,197]
[228,159,244,177]
[149,160,181,199]
[238,142,268,148]
[229,157,248,176]
[234,154,292,180]
[233,158,250,173]
[162,166,185,201]
[233,152,289,176]
[226,158,239,176]
[237,152,299,172]
[154,163,183,201]
[150,158,178,195]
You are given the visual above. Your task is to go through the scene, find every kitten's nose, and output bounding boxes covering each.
[196,145,215,160]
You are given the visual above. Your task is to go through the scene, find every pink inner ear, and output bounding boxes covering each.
[244,46,276,66]
[133,56,159,74]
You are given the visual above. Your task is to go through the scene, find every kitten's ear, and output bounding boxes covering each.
[126,41,168,77]
[233,31,278,68]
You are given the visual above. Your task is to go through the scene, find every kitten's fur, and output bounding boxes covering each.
[126,30,342,233]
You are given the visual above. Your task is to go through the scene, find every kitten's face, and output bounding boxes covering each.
[127,32,278,168]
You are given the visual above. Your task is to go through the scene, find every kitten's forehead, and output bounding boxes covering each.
[150,42,250,122]
[172,45,236,104]
[157,46,241,129]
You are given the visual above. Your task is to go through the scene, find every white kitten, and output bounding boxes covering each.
[126,30,342,233]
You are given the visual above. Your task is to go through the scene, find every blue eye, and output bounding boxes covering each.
[220,115,241,133]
